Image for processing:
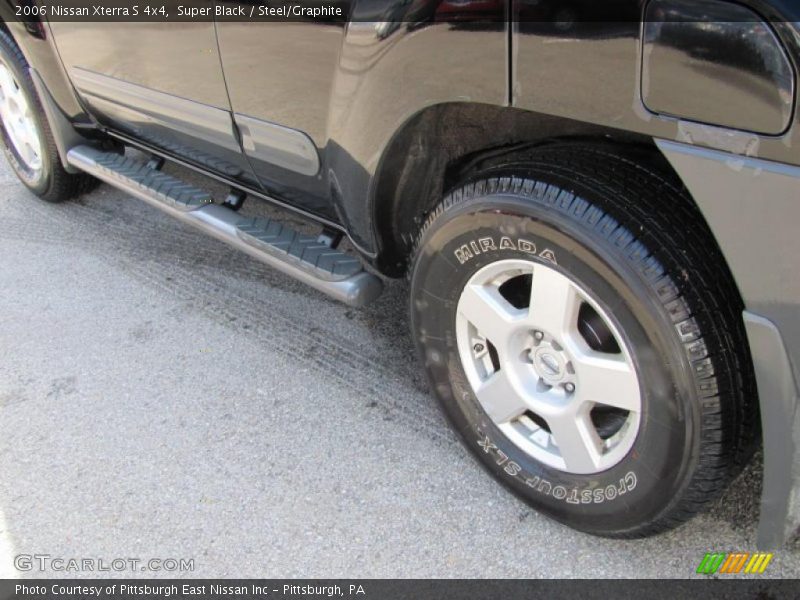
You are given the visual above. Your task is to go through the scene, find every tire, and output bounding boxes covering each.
[0,30,94,202]
[409,144,757,538]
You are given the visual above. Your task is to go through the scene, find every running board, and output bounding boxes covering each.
[66,146,382,307]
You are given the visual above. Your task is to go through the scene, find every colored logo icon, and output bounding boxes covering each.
[697,552,774,575]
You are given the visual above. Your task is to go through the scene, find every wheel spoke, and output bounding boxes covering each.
[14,91,31,117]
[24,126,38,156]
[573,350,640,412]
[15,121,32,147]
[547,407,603,473]
[458,283,524,351]
[0,66,15,97]
[20,137,36,165]
[476,370,527,424]
[8,117,31,160]
[0,86,13,124]
[528,264,580,338]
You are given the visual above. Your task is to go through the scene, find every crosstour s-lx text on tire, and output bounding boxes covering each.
[409,145,758,537]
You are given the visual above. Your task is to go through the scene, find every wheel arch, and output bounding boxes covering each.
[371,103,713,279]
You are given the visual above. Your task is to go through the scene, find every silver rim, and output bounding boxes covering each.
[0,63,42,172]
[456,259,642,475]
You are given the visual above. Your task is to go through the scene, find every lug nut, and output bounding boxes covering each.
[473,343,485,354]
[565,382,575,393]
[533,330,544,341]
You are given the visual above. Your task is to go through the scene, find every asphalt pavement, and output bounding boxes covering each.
[0,156,797,578]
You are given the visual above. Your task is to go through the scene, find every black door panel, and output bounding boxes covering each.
[214,5,344,219]
[48,19,259,187]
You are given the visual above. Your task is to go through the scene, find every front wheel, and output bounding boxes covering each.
[409,146,757,537]
[0,30,94,202]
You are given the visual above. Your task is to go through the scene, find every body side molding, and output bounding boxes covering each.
[234,113,320,177]
[69,67,241,154]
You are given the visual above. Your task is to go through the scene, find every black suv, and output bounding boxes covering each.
[1,0,798,545]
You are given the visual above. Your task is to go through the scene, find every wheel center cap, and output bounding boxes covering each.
[532,346,567,383]
[540,353,561,377]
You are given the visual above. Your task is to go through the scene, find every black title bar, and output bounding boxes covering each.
[7,0,799,23]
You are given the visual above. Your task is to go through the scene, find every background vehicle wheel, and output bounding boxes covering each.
[410,145,758,537]
[0,30,95,202]
[552,8,577,32]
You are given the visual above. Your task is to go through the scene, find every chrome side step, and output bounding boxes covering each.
[67,146,383,307]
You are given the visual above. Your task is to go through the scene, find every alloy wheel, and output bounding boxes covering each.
[455,259,642,474]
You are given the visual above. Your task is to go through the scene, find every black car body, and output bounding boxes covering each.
[1,0,798,545]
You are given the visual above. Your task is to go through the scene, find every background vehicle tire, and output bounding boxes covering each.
[409,144,758,537]
[0,30,95,202]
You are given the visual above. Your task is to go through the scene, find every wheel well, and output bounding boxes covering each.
[373,102,760,457]
[371,103,688,276]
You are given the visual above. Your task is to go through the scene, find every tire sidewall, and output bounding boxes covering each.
[411,192,700,535]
